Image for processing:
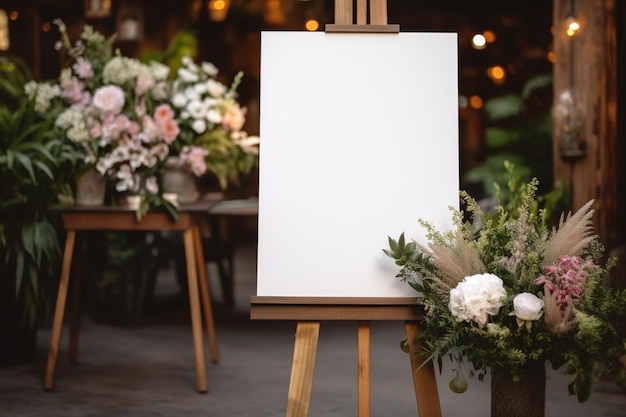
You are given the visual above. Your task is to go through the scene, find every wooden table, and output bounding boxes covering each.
[44,202,219,393]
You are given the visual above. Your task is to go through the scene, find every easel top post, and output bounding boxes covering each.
[326,0,400,33]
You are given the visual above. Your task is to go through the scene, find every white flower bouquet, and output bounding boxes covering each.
[384,167,626,402]
[169,56,259,189]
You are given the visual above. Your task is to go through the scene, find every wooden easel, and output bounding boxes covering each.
[326,0,400,33]
[250,297,442,417]
[252,2,443,416]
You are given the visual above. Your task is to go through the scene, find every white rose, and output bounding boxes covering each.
[171,92,188,108]
[92,85,125,114]
[449,273,506,328]
[510,292,544,330]
[191,119,207,134]
[178,67,199,83]
[187,99,207,119]
[201,61,218,77]
[206,108,222,124]
[206,79,227,97]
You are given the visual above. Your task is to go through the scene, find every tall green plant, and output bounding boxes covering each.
[0,57,78,330]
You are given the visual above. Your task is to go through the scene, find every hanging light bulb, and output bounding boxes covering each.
[208,0,230,22]
[565,0,581,37]
[565,16,581,37]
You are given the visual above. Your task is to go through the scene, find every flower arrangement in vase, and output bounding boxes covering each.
[25,20,180,218]
[384,164,626,414]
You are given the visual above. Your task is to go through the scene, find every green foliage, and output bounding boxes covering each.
[466,74,554,199]
[140,30,199,77]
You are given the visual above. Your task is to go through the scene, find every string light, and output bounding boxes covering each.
[472,33,486,50]
[305,19,319,31]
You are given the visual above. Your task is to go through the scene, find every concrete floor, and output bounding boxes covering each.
[1,242,625,417]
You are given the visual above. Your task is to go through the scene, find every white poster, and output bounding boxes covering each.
[257,31,459,298]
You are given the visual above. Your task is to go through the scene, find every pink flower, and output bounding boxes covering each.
[92,85,125,114]
[535,255,596,315]
[153,104,179,144]
[180,145,208,177]
[160,119,180,144]
[73,57,93,79]
[89,122,102,138]
[154,104,175,124]
[135,74,155,96]
[60,77,86,104]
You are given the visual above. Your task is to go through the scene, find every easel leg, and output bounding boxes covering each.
[193,224,219,364]
[68,236,82,362]
[183,228,208,393]
[405,321,442,417]
[45,230,76,391]
[286,321,320,417]
[357,320,371,417]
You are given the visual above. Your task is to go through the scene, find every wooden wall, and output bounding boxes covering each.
[552,0,623,250]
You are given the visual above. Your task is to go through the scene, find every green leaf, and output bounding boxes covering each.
[484,94,523,121]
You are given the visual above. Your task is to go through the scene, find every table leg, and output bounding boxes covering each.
[69,236,82,362]
[183,228,208,393]
[193,225,219,363]
[45,230,76,391]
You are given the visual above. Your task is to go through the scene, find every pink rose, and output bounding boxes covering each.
[161,119,180,144]
[222,105,246,131]
[92,85,125,114]
[135,74,155,96]
[154,104,174,124]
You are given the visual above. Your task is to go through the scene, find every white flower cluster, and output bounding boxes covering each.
[171,56,246,136]
[102,56,170,101]
[449,273,507,328]
[24,81,61,113]
[55,108,90,144]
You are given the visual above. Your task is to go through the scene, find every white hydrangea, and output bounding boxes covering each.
[56,108,83,130]
[148,61,170,81]
[103,56,145,86]
[171,92,188,108]
[449,273,506,328]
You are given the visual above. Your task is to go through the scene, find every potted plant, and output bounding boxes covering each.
[0,53,78,366]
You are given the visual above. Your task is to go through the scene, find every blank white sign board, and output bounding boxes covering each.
[257,31,459,298]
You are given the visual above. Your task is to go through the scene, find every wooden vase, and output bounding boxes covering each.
[491,361,546,417]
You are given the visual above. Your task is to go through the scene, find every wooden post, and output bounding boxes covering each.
[552,0,620,248]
